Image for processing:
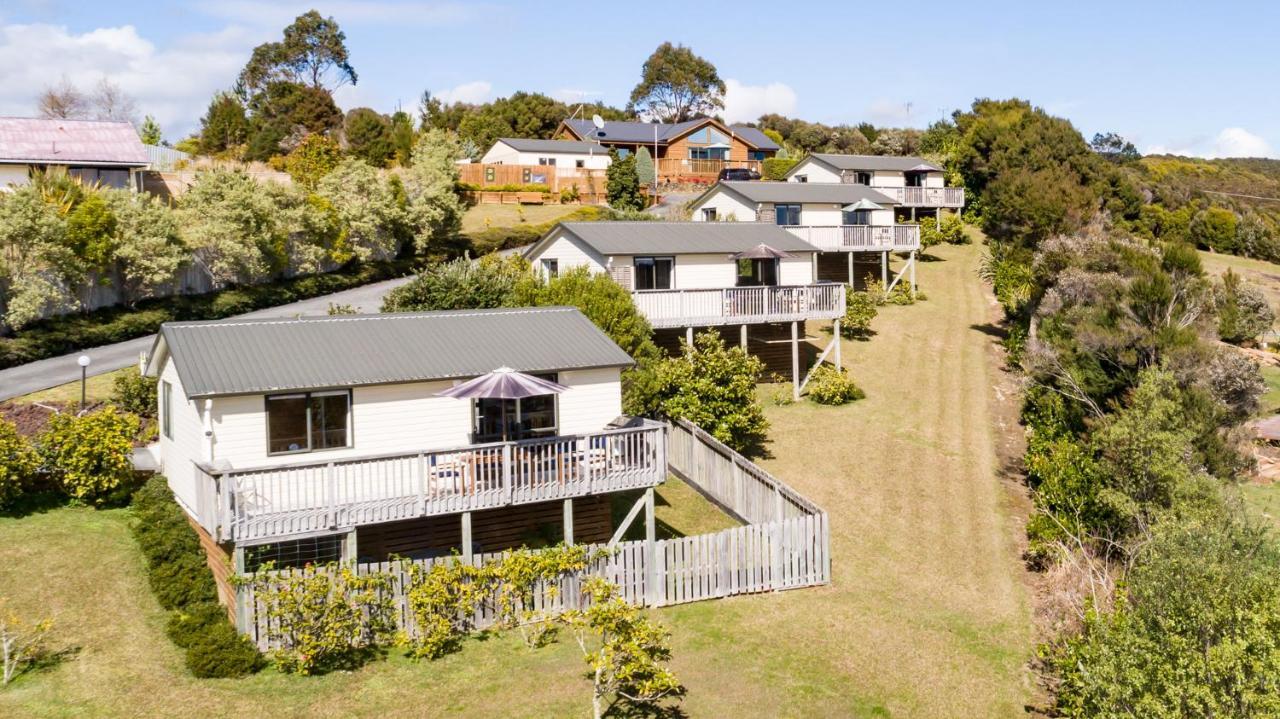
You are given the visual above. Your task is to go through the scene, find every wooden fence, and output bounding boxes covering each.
[235,419,830,650]
[457,163,607,195]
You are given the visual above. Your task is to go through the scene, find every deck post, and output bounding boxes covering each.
[685,326,694,348]
[791,320,801,401]
[461,511,473,564]
[910,206,916,222]
[563,498,574,545]
[341,528,358,562]
[881,251,888,287]
[644,487,657,606]
[910,250,917,298]
[201,399,214,463]
[847,251,854,286]
[832,319,842,371]
[740,324,748,349]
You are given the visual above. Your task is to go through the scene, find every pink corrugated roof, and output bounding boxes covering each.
[0,117,149,166]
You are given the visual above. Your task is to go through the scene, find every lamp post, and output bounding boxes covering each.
[77,355,91,410]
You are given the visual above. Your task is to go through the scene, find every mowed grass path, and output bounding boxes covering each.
[0,243,1032,718]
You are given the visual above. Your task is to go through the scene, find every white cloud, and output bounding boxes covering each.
[722,79,796,124]
[1145,127,1275,159]
[0,22,253,137]
[194,1,482,28]
[435,80,491,105]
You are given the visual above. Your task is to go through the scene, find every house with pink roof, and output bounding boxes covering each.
[0,117,150,191]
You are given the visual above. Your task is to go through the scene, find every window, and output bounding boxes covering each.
[702,207,717,221]
[633,256,673,290]
[473,373,559,443]
[244,535,344,572]
[161,380,173,439]
[68,166,131,189]
[905,172,924,187]
[575,159,585,168]
[538,157,556,166]
[736,258,779,287]
[793,174,808,183]
[689,147,728,160]
[542,258,559,278]
[843,209,871,226]
[748,150,769,161]
[852,171,872,186]
[266,390,351,455]
[774,204,801,226]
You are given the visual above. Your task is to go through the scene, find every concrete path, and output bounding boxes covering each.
[0,274,415,401]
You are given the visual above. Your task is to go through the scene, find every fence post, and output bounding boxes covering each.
[645,487,658,606]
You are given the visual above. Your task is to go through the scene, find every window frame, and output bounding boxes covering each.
[161,380,173,440]
[633,256,674,291]
[542,258,559,278]
[265,389,353,456]
[575,159,585,168]
[702,207,717,222]
[774,203,802,226]
[471,373,560,443]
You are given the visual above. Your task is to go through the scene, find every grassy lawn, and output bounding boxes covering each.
[11,367,131,406]
[0,243,1032,718]
[460,203,583,234]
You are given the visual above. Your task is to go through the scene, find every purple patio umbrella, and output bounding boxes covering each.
[437,367,569,441]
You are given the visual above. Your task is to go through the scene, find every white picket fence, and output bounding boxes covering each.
[236,419,830,650]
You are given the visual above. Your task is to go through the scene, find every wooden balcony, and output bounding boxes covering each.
[631,283,846,329]
[656,158,762,183]
[783,225,921,252]
[865,186,965,207]
[192,420,666,544]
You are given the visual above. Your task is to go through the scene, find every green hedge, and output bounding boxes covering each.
[457,182,552,193]
[0,258,421,370]
[131,476,262,678]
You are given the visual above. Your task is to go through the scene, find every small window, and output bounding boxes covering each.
[542,258,559,278]
[748,150,768,161]
[843,209,871,226]
[266,390,351,455]
[634,256,673,290]
[689,147,728,160]
[161,380,173,440]
[853,172,872,186]
[794,174,807,183]
[575,159,585,168]
[538,157,556,166]
[774,204,802,226]
[702,207,717,221]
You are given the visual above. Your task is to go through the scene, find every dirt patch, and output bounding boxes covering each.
[0,400,109,437]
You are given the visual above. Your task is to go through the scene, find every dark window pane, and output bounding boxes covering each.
[310,393,349,450]
[634,257,672,290]
[267,396,309,453]
[161,381,172,439]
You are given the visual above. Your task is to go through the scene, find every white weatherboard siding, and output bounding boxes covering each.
[611,253,814,289]
[787,158,841,183]
[924,173,945,188]
[870,171,903,189]
[159,358,206,513]
[690,189,757,221]
[779,256,815,285]
[527,230,606,278]
[480,142,611,170]
[201,370,622,470]
[0,165,29,189]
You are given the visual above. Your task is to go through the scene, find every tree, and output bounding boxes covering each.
[244,82,343,160]
[344,108,394,167]
[1188,207,1238,253]
[606,150,644,211]
[39,406,141,505]
[284,133,342,190]
[37,77,88,119]
[634,146,655,188]
[64,192,118,273]
[316,158,405,262]
[0,185,80,329]
[139,115,163,145]
[198,92,249,154]
[238,10,356,94]
[90,78,138,124]
[389,110,416,166]
[1090,132,1141,163]
[100,188,188,304]
[177,169,284,284]
[512,267,660,365]
[627,42,725,122]
[403,129,465,255]
[382,255,529,312]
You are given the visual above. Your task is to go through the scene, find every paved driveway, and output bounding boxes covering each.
[0,275,415,401]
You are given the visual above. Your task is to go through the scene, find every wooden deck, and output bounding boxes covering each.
[656,158,762,183]
[632,283,845,329]
[192,420,666,544]
[784,224,921,252]
[867,186,965,208]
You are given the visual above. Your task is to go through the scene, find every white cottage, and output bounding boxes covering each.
[144,307,665,601]
[480,138,612,170]
[784,153,965,214]
[0,117,149,191]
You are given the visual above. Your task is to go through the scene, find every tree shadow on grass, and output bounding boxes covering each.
[0,489,66,519]
[917,251,947,262]
[969,322,1009,341]
[8,644,82,686]
[604,699,689,719]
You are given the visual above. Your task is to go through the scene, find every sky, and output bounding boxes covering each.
[1,0,1278,158]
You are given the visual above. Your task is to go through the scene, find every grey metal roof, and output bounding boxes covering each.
[546,222,820,256]
[149,307,634,398]
[563,118,777,149]
[806,153,943,173]
[496,138,610,154]
[713,181,898,206]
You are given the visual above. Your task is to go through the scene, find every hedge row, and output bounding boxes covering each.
[0,257,422,370]
[131,476,262,678]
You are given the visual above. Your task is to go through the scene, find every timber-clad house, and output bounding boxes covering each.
[556,117,778,183]
[144,307,666,604]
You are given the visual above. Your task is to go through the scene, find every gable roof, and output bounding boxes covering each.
[528,221,819,257]
[494,138,611,155]
[801,153,943,173]
[146,307,633,398]
[700,181,898,207]
[560,118,778,150]
[0,117,149,166]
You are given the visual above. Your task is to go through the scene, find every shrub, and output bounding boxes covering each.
[381,254,530,312]
[111,367,158,418]
[841,290,877,339]
[0,419,39,509]
[1214,268,1274,345]
[39,407,140,505]
[919,214,970,250]
[761,156,798,181]
[805,365,865,405]
[1,598,53,686]
[184,620,264,679]
[167,602,229,649]
[606,150,643,211]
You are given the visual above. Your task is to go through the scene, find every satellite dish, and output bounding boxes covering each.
[591,114,605,129]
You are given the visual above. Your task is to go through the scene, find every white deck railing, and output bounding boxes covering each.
[631,283,845,329]
[194,420,666,543]
[783,224,921,252]
[868,186,965,207]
